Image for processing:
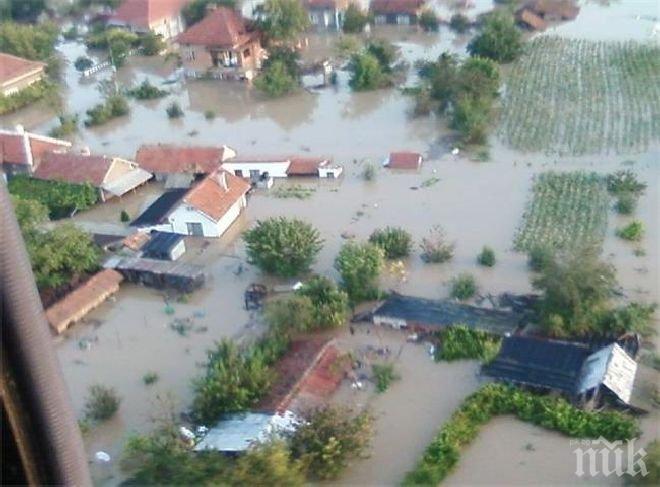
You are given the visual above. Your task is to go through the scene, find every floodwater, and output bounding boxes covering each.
[2,1,659,484]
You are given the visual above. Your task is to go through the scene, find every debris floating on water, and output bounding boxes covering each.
[94,451,111,463]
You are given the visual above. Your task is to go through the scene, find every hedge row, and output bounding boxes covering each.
[8,175,99,219]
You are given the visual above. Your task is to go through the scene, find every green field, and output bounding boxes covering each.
[499,37,660,156]
[514,172,609,252]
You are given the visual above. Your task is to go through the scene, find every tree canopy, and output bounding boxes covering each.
[342,4,369,33]
[334,241,384,302]
[467,11,523,63]
[182,0,237,26]
[257,0,309,43]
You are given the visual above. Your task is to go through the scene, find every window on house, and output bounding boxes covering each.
[186,222,203,236]
[243,48,251,59]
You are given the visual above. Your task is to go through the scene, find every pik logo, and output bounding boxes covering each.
[573,437,648,478]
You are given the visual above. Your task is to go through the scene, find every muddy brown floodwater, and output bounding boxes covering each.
[2,1,659,485]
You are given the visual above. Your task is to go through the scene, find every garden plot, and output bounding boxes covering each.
[499,37,660,156]
[514,172,609,252]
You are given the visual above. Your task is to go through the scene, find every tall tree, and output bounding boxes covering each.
[257,0,309,43]
[467,11,522,63]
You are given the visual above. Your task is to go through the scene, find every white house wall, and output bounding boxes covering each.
[221,161,290,178]
[168,195,246,238]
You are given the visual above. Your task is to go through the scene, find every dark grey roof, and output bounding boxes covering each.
[130,189,187,227]
[141,231,184,260]
[373,293,521,335]
[482,335,591,394]
[92,233,125,249]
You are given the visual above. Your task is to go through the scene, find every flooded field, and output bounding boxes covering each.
[2,0,659,484]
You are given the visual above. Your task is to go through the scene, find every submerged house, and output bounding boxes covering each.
[483,336,639,408]
[304,0,350,30]
[371,293,523,336]
[0,126,71,178]
[384,151,423,170]
[135,144,236,181]
[221,155,343,181]
[370,0,426,25]
[518,0,580,22]
[33,151,152,201]
[177,6,264,80]
[108,0,192,39]
[0,53,47,97]
[131,170,251,237]
[515,8,547,30]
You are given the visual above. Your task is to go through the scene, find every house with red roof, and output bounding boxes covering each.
[33,151,153,201]
[0,53,47,97]
[384,151,423,170]
[132,169,250,237]
[370,0,426,25]
[177,6,264,80]
[221,155,343,180]
[304,0,350,30]
[108,0,192,39]
[0,126,71,179]
[135,143,236,181]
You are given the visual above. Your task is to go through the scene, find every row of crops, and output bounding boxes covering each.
[514,172,609,252]
[499,36,660,156]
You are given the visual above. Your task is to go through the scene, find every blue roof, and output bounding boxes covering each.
[141,231,184,259]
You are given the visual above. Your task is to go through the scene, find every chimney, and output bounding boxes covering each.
[80,146,91,156]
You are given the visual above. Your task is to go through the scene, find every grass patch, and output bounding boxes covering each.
[616,220,644,241]
[499,37,660,156]
[142,372,159,386]
[403,383,639,486]
[450,273,477,301]
[272,184,315,199]
[514,172,609,252]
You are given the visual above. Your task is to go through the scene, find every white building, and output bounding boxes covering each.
[131,170,250,238]
[221,155,343,181]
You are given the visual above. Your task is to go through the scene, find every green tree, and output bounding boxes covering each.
[334,241,384,302]
[417,52,459,112]
[369,227,412,259]
[449,13,470,33]
[231,442,305,486]
[10,195,48,233]
[628,439,659,485]
[140,32,166,56]
[349,52,385,91]
[0,21,59,68]
[265,294,316,333]
[342,4,369,33]
[288,406,373,480]
[182,0,237,26]
[192,339,274,423]
[366,39,397,73]
[243,217,323,277]
[533,250,617,337]
[297,275,349,327]
[254,59,298,97]
[477,246,496,267]
[451,94,492,144]
[458,56,500,99]
[450,273,478,300]
[83,384,121,422]
[467,11,522,63]
[107,29,138,67]
[419,9,439,32]
[6,0,46,22]
[257,0,309,43]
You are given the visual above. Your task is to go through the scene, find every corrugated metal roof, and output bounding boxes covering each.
[130,189,187,227]
[193,411,299,453]
[141,231,184,260]
[577,343,637,404]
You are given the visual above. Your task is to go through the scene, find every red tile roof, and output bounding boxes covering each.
[370,0,425,15]
[183,170,250,222]
[177,7,254,48]
[34,152,114,186]
[387,151,422,169]
[525,0,579,20]
[304,0,349,10]
[0,129,70,166]
[112,0,191,28]
[0,53,46,86]
[136,144,227,174]
[287,157,328,176]
[516,8,547,30]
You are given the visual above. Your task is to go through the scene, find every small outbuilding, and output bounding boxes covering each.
[384,151,423,170]
[135,144,236,181]
[141,231,186,260]
[370,0,426,25]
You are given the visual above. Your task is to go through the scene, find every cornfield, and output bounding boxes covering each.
[499,37,660,156]
[514,172,609,252]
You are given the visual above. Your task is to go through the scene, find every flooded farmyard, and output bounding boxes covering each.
[2,0,659,485]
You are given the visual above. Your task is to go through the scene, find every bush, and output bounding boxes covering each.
[449,13,470,33]
[343,4,369,33]
[372,363,399,393]
[84,384,121,422]
[85,94,129,126]
[614,192,636,215]
[127,79,168,100]
[528,245,553,272]
[477,246,496,266]
[166,101,184,118]
[231,441,305,486]
[349,52,387,91]
[120,210,130,222]
[335,241,384,303]
[451,94,492,144]
[361,163,377,181]
[265,294,316,334]
[436,326,501,362]
[49,114,78,138]
[420,226,454,263]
[419,9,439,32]
[74,56,94,72]
[204,110,216,120]
[140,32,165,55]
[8,175,99,219]
[450,273,477,300]
[142,372,159,385]
[243,217,323,277]
[297,276,349,328]
[254,59,298,97]
[606,170,646,196]
[288,406,373,480]
[467,11,522,63]
[403,383,639,486]
[369,227,412,259]
[616,221,644,241]
[0,80,56,115]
